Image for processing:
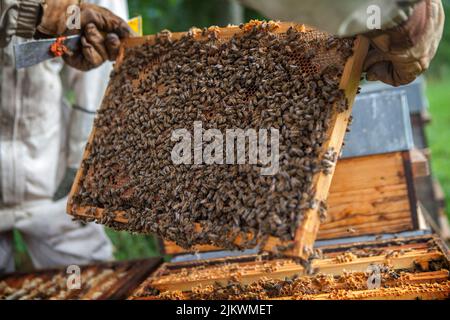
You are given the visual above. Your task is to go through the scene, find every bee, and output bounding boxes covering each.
[347,227,356,234]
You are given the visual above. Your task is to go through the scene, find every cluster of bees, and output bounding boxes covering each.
[71,22,355,250]
[152,259,293,286]
[0,277,68,300]
[0,268,123,300]
[144,268,404,300]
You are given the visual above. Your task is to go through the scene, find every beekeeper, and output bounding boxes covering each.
[240,0,445,86]
[0,0,129,273]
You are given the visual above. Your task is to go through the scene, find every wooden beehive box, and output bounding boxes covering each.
[67,21,369,260]
[129,235,450,300]
[162,150,429,254]
[0,259,161,300]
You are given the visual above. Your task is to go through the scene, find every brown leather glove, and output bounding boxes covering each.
[36,0,130,71]
[364,0,444,87]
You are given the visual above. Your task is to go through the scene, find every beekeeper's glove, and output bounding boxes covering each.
[36,0,130,70]
[364,0,444,86]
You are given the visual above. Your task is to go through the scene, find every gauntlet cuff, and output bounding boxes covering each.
[16,0,43,38]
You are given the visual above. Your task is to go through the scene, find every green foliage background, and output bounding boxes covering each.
[429,0,450,78]
[128,0,263,34]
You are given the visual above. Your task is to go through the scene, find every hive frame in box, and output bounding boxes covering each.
[0,259,161,300]
[128,234,450,300]
[67,22,369,260]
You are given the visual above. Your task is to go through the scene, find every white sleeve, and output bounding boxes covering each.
[64,0,129,168]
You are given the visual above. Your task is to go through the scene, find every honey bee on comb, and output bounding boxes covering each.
[141,266,427,300]
[69,21,357,252]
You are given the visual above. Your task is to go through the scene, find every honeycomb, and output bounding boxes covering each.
[68,21,356,252]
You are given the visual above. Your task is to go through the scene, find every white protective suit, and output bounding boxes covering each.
[0,0,129,273]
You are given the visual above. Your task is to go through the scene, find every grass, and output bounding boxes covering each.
[105,230,160,261]
[425,76,450,220]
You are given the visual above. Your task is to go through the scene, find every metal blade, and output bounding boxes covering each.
[14,35,81,69]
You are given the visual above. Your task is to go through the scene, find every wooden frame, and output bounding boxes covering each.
[67,22,369,260]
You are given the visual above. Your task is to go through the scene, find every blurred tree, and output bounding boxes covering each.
[428,0,450,78]
[128,0,264,34]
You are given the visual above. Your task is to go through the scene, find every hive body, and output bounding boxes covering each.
[0,260,160,300]
[129,235,450,300]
